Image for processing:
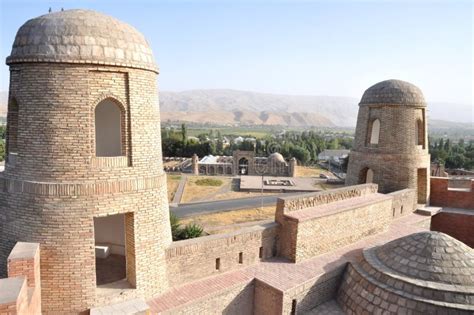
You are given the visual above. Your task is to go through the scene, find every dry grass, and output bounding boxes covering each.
[166,174,181,202]
[180,205,276,233]
[181,176,231,203]
[297,165,334,178]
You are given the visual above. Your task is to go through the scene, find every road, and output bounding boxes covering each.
[170,192,302,218]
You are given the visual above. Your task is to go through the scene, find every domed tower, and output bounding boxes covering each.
[346,79,430,203]
[0,9,171,313]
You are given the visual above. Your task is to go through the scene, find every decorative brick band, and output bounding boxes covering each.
[91,156,130,168]
[0,173,166,196]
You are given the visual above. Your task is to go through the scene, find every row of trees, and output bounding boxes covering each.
[429,137,474,170]
[162,124,353,165]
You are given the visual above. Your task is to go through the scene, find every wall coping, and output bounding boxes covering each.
[0,277,25,304]
[168,221,278,249]
[284,193,392,222]
[8,242,39,261]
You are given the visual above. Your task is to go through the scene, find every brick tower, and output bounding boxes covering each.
[0,10,171,313]
[346,79,430,203]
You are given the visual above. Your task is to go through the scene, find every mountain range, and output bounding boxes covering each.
[1,90,472,128]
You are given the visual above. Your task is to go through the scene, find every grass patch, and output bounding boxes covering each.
[195,178,223,186]
[169,175,182,180]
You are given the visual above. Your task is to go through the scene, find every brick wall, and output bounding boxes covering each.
[430,177,474,209]
[281,193,392,262]
[431,212,474,247]
[166,222,277,287]
[254,279,283,315]
[0,242,41,314]
[0,63,171,314]
[162,281,255,314]
[387,189,417,218]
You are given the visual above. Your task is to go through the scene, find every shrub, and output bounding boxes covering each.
[180,224,204,239]
[169,212,204,241]
[195,178,223,186]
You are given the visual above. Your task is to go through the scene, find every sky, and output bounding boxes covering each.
[0,0,473,108]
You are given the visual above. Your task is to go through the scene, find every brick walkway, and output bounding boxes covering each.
[148,213,430,312]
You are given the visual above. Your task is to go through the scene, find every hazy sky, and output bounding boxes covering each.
[0,0,472,106]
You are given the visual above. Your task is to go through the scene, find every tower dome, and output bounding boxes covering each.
[338,231,474,314]
[375,231,474,285]
[7,9,157,72]
[268,152,286,164]
[360,79,425,106]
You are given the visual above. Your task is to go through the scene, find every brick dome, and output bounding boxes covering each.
[268,152,286,164]
[360,79,425,106]
[6,9,157,72]
[375,231,474,285]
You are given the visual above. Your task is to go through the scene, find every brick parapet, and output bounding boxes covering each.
[430,177,474,209]
[431,212,474,247]
[166,222,277,287]
[0,242,41,314]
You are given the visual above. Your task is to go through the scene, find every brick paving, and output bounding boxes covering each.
[148,213,430,312]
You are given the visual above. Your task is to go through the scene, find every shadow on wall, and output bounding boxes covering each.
[294,248,361,313]
[222,282,255,315]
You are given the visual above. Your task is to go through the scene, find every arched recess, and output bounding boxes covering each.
[416,119,425,148]
[369,119,380,145]
[95,98,125,157]
[359,167,374,184]
[238,157,249,175]
[7,98,19,154]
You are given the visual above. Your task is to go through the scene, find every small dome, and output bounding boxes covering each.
[268,152,286,164]
[360,79,425,106]
[374,231,474,285]
[7,9,157,72]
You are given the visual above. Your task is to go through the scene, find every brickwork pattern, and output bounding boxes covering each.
[337,232,474,314]
[346,80,430,203]
[166,222,277,287]
[0,242,41,315]
[0,61,170,313]
[430,177,474,209]
[431,212,474,247]
[283,194,393,262]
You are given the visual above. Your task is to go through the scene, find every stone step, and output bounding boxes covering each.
[415,206,442,216]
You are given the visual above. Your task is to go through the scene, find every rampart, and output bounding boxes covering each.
[430,177,474,209]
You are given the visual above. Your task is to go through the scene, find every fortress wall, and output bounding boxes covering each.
[387,188,417,218]
[281,265,346,314]
[165,222,277,287]
[430,177,474,209]
[431,212,474,247]
[285,194,393,262]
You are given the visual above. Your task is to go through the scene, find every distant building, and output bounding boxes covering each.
[318,149,350,162]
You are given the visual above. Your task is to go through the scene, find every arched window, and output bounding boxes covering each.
[369,119,380,145]
[95,99,124,157]
[416,119,425,148]
[7,98,19,154]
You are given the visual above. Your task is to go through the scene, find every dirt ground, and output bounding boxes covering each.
[180,175,277,203]
[180,205,276,233]
[297,165,335,178]
[166,174,181,202]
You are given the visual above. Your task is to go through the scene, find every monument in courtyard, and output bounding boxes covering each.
[0,9,171,313]
[345,79,431,204]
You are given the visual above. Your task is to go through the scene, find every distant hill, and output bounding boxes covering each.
[1,89,472,128]
[160,89,358,127]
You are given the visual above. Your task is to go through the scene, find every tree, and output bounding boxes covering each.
[181,123,187,146]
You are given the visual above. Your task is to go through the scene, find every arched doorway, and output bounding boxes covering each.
[238,158,249,175]
[359,167,374,184]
